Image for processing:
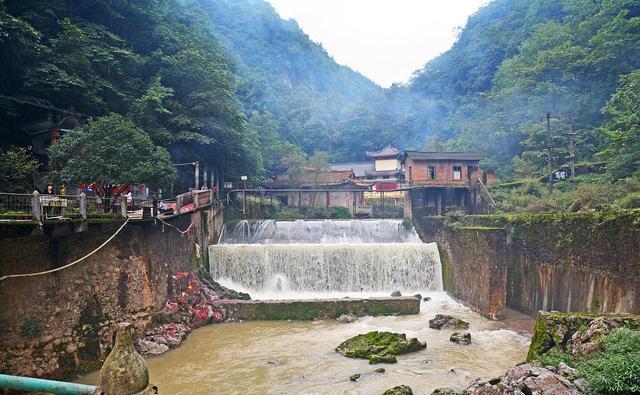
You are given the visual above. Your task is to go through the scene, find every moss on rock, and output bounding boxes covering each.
[335,331,426,364]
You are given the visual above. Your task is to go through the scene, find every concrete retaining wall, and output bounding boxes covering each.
[415,220,507,320]
[414,213,640,319]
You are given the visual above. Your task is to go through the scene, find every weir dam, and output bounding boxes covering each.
[209,219,443,295]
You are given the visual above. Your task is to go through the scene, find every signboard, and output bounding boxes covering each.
[223,182,233,189]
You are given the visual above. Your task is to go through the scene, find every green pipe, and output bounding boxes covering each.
[0,374,97,394]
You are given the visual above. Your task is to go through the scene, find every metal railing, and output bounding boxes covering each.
[0,193,33,217]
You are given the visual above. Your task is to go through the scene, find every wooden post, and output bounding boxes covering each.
[31,191,41,221]
[194,161,200,190]
[80,192,87,220]
[152,199,158,218]
[176,194,183,215]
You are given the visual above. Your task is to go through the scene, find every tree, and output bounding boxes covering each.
[598,70,640,179]
[0,146,38,191]
[48,114,177,207]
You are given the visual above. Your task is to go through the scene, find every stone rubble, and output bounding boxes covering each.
[134,272,248,357]
[433,363,583,395]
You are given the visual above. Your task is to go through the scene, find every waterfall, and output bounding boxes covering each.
[219,219,423,244]
[210,219,443,293]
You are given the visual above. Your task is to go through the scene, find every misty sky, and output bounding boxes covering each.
[267,0,488,87]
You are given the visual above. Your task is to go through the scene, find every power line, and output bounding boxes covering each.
[0,93,90,117]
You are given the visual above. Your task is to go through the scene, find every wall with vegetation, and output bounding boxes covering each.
[0,207,222,379]
[415,212,640,318]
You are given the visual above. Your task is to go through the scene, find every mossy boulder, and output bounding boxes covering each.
[450,332,471,345]
[429,314,469,330]
[383,385,413,395]
[336,331,426,364]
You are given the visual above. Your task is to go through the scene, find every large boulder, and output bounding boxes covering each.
[429,314,469,330]
[383,385,413,395]
[336,331,426,364]
[527,311,640,361]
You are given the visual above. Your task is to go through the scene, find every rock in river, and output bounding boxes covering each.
[450,332,471,345]
[336,331,426,364]
[390,291,402,297]
[336,314,358,324]
[383,385,414,395]
[429,314,469,330]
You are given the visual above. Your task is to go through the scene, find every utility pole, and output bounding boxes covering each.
[567,115,576,190]
[546,112,554,195]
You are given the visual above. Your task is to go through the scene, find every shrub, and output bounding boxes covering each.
[577,328,640,394]
[20,318,42,337]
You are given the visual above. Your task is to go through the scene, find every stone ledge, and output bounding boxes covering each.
[218,296,420,321]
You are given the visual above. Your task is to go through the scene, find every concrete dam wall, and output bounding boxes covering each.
[414,212,640,319]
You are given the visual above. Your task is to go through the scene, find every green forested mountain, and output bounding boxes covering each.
[403,0,640,179]
[2,0,640,197]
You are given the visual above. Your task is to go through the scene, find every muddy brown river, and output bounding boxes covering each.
[80,292,533,394]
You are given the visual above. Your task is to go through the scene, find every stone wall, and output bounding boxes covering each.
[0,206,223,379]
[415,219,507,320]
[414,212,640,319]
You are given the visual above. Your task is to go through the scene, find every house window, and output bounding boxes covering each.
[453,165,462,180]
[428,166,437,180]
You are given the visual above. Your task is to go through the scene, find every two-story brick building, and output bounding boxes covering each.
[401,151,489,216]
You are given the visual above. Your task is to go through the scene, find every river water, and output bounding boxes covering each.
[80,219,534,394]
[79,292,532,394]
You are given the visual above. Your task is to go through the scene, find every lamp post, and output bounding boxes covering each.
[241,175,248,219]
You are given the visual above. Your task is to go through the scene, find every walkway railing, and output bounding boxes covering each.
[0,189,219,222]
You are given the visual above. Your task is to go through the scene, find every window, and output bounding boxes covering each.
[428,166,437,180]
[453,165,462,180]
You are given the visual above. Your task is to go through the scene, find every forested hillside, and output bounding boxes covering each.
[404,0,640,182]
[0,0,262,190]
[197,0,399,172]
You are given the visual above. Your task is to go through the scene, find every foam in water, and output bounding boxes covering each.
[210,219,443,294]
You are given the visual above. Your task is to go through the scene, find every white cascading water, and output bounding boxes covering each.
[209,219,443,294]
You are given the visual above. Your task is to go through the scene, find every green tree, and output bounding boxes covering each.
[48,114,177,206]
[598,70,640,179]
[0,146,38,191]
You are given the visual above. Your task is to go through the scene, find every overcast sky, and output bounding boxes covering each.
[266,0,488,87]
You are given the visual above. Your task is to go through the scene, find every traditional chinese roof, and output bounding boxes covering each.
[365,169,403,177]
[402,151,484,161]
[366,144,401,159]
[330,162,375,178]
